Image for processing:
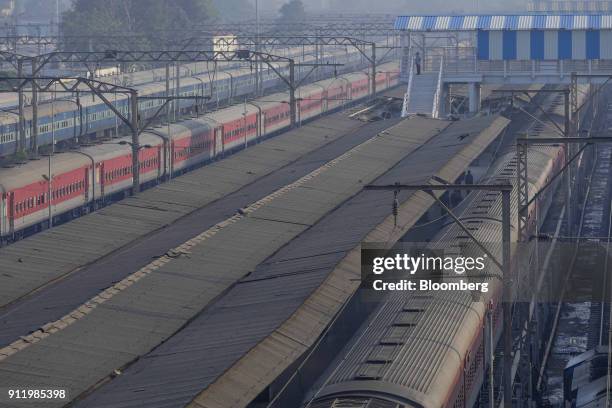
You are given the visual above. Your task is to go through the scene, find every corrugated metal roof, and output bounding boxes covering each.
[0,115,440,408]
[0,114,406,353]
[35,117,443,408]
[394,14,612,30]
[309,92,582,407]
[189,116,510,408]
[73,116,509,408]
[517,15,533,30]
[504,15,519,29]
[0,111,386,340]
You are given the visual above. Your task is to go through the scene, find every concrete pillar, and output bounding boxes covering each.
[468,82,481,114]
[400,32,410,83]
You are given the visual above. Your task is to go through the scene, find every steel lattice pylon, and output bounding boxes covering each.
[517,141,530,243]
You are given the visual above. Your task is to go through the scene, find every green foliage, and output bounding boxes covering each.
[60,0,218,50]
[278,0,305,23]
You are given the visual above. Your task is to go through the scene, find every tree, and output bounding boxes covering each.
[278,0,305,23]
[213,0,254,22]
[60,0,218,51]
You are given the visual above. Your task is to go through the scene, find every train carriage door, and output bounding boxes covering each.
[323,90,328,112]
[341,79,349,108]
[0,193,4,238]
[156,145,162,180]
[8,192,14,236]
[83,167,90,203]
[99,162,105,200]
[251,104,263,141]
[260,110,266,136]
[214,126,224,157]
[169,140,174,178]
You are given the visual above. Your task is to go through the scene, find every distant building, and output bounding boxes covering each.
[213,35,238,52]
[529,0,612,12]
[0,0,14,17]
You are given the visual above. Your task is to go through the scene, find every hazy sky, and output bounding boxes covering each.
[255,0,531,15]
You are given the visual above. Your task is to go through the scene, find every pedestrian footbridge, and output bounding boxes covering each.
[395,14,612,116]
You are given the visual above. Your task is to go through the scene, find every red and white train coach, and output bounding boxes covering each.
[0,63,400,242]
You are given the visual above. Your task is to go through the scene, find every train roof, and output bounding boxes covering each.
[0,100,79,126]
[0,131,169,192]
[309,116,510,408]
[0,153,91,192]
[144,118,213,142]
[248,91,289,110]
[205,101,260,123]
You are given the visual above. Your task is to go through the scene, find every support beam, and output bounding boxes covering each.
[175,62,180,121]
[17,58,24,153]
[289,59,296,127]
[130,91,139,193]
[371,42,377,98]
[30,58,38,154]
[469,82,481,114]
[165,64,171,121]
[564,91,572,238]
[517,142,529,242]
[502,189,512,408]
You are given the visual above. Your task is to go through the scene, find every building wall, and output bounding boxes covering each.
[477,28,612,60]
[0,0,13,17]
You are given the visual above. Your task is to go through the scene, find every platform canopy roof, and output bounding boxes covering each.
[394,14,612,31]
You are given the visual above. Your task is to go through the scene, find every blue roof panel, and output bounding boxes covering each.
[449,15,464,30]
[422,16,437,30]
[477,15,492,29]
[394,16,408,29]
[505,15,518,29]
[560,14,573,29]
[395,14,612,31]
[533,15,546,29]
[589,14,601,29]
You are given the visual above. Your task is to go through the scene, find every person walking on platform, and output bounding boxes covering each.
[414,52,421,75]
[464,169,474,195]
[450,189,462,208]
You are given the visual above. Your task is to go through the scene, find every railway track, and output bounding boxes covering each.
[542,96,612,406]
